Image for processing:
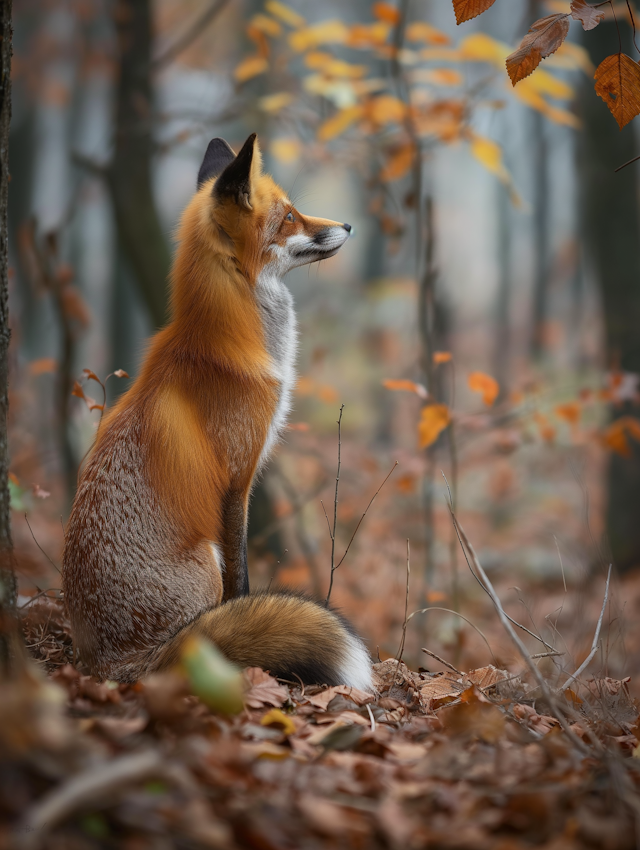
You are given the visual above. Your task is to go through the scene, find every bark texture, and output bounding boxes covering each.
[579,22,640,572]
[0,0,17,660]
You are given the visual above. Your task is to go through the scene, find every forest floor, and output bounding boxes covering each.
[1,593,640,850]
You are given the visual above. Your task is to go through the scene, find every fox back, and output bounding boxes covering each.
[62,134,369,688]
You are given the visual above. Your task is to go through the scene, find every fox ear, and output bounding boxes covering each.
[214,133,262,211]
[197,138,236,188]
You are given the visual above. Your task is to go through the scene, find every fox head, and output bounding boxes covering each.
[187,133,352,283]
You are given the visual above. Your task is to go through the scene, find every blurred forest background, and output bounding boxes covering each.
[7,0,640,688]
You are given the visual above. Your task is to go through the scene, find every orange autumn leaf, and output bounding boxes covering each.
[317,384,339,404]
[468,371,499,406]
[433,351,452,364]
[406,21,450,45]
[372,2,400,24]
[28,357,57,376]
[452,0,498,25]
[317,105,363,141]
[594,54,640,130]
[368,94,406,125]
[395,473,416,494]
[506,15,570,85]
[555,402,581,425]
[380,144,414,181]
[382,379,428,399]
[418,404,450,448]
[234,55,268,83]
[603,422,631,457]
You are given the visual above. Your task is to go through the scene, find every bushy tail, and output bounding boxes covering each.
[150,592,373,691]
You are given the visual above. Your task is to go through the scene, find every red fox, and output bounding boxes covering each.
[63,134,372,690]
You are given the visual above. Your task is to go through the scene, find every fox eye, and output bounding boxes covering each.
[285,212,295,222]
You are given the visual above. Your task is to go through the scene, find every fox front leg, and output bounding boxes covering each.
[220,490,250,600]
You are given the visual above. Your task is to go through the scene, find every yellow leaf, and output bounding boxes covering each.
[369,94,406,125]
[347,22,391,48]
[521,68,573,100]
[546,40,594,74]
[421,68,463,86]
[323,59,367,78]
[258,92,295,113]
[468,371,499,406]
[261,708,296,735]
[406,21,450,45]
[418,404,450,448]
[471,135,507,179]
[433,351,452,364]
[289,20,349,52]
[459,33,510,68]
[234,55,268,83]
[382,378,428,398]
[270,137,301,163]
[317,105,363,141]
[373,2,400,24]
[264,0,305,28]
[305,50,333,69]
[249,13,282,37]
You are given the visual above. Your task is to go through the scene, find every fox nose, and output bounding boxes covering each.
[343,223,352,233]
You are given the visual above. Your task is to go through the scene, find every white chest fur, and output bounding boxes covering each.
[255,268,298,468]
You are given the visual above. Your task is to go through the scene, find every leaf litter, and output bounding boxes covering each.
[3,597,640,849]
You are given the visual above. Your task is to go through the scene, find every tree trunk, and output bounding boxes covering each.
[110,0,170,329]
[0,0,17,666]
[579,21,640,572]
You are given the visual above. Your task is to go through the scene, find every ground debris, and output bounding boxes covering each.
[3,598,640,849]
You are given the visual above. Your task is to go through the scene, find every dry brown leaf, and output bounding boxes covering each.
[594,53,640,129]
[506,15,570,85]
[463,665,509,690]
[244,667,289,708]
[380,144,414,182]
[452,0,498,25]
[570,0,605,30]
[420,674,463,709]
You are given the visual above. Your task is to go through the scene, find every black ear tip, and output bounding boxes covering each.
[197,138,236,188]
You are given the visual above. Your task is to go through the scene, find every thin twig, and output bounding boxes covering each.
[17,588,61,609]
[407,606,496,663]
[151,0,233,69]
[554,535,567,593]
[531,650,565,659]
[24,515,61,575]
[614,153,640,173]
[421,647,463,677]
[325,405,344,606]
[391,540,411,691]
[334,461,398,570]
[561,564,612,691]
[441,473,559,653]
[446,501,591,756]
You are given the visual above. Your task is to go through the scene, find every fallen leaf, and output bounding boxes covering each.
[181,636,245,715]
[452,0,498,25]
[506,15,570,85]
[261,708,296,735]
[570,0,605,30]
[244,667,289,708]
[418,404,450,448]
[594,53,640,129]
